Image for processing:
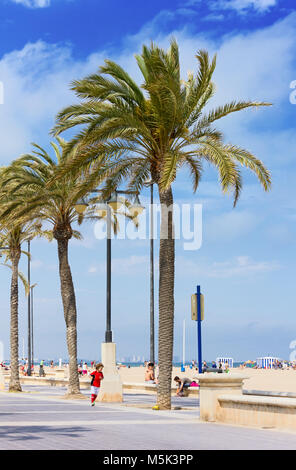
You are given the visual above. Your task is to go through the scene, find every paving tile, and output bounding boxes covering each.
[0,386,296,450]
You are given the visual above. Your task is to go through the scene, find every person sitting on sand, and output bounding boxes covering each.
[145,362,155,383]
[174,376,192,396]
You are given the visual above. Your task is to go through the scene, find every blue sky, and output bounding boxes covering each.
[0,0,296,363]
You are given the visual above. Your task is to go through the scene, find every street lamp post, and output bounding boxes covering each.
[75,189,144,402]
[30,283,37,372]
[1,244,35,374]
[105,202,112,343]
[144,181,155,365]
[150,183,155,365]
[31,285,33,371]
[27,240,31,376]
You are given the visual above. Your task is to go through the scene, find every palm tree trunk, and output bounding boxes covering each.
[9,251,22,392]
[57,237,80,396]
[157,187,175,409]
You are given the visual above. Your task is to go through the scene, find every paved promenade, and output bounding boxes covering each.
[0,385,296,450]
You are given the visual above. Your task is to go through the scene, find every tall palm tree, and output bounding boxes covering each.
[52,40,272,408]
[0,224,38,392]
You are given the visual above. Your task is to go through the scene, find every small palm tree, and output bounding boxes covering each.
[52,40,272,408]
[0,224,38,392]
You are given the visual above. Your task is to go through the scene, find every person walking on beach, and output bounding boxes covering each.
[90,363,104,406]
[39,359,45,377]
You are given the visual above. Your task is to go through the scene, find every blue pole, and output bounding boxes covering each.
[197,285,202,374]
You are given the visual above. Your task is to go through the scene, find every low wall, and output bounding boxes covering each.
[197,374,247,422]
[243,389,296,399]
[3,376,91,389]
[123,382,199,396]
[2,376,199,396]
[218,394,296,431]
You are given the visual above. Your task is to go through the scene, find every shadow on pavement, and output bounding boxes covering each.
[0,425,86,441]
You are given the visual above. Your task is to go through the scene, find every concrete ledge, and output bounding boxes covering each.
[218,394,296,430]
[2,376,199,395]
[243,389,296,399]
[197,373,249,387]
[123,382,199,396]
[4,376,91,389]
[124,382,158,393]
[220,394,296,408]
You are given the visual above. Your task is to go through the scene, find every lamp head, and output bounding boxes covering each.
[74,198,89,215]
[129,194,145,217]
[96,203,108,218]
[108,193,123,212]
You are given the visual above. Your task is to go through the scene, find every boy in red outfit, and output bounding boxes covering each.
[90,363,104,406]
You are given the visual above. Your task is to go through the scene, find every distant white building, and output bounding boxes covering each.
[216,357,234,368]
[257,357,279,369]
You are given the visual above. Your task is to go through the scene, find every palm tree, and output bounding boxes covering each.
[0,139,138,396]
[52,40,272,409]
[0,224,38,392]
[0,139,101,396]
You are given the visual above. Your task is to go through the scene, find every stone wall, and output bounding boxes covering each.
[217,394,296,430]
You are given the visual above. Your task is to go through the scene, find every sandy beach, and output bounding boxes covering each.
[22,365,296,394]
[116,365,296,393]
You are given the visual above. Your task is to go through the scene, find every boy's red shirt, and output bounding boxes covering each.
[90,370,104,387]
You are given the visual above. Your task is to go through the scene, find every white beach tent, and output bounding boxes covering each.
[216,357,234,368]
[256,357,279,369]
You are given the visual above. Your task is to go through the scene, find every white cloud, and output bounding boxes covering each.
[206,211,259,241]
[176,255,280,278]
[89,255,152,275]
[88,266,97,274]
[122,10,296,121]
[0,40,107,163]
[208,255,280,277]
[0,10,296,184]
[10,0,51,8]
[31,259,43,269]
[0,8,294,269]
[212,0,277,13]
[203,13,225,21]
